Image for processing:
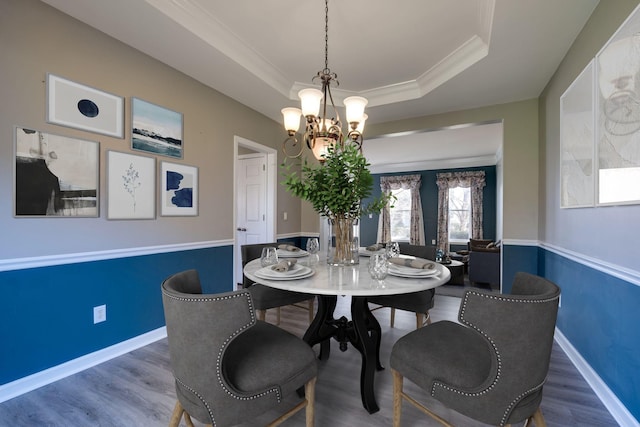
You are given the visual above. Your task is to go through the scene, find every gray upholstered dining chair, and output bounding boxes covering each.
[390,272,560,427]
[242,242,315,324]
[368,243,437,329]
[161,269,318,427]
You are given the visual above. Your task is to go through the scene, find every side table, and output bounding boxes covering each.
[439,259,465,286]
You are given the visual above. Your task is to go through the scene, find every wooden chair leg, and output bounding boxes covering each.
[169,401,183,427]
[307,299,314,323]
[527,407,546,427]
[415,313,424,329]
[392,369,403,427]
[169,401,196,427]
[305,376,317,427]
[390,308,396,328]
[257,309,266,322]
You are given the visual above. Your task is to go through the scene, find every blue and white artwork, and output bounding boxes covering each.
[47,74,124,138]
[161,162,198,216]
[132,97,183,159]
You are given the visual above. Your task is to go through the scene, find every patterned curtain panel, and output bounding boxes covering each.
[377,174,425,245]
[436,171,486,251]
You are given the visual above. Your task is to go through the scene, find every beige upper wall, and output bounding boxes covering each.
[539,0,640,270]
[366,98,539,242]
[0,0,302,258]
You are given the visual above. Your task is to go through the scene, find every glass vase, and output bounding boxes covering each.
[327,217,359,266]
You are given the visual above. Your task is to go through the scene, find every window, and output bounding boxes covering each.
[448,186,471,242]
[390,188,411,241]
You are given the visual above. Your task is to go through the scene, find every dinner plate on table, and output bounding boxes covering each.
[388,264,439,278]
[359,247,385,257]
[276,249,309,258]
[254,264,314,280]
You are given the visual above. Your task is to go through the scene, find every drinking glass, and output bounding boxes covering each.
[386,241,400,259]
[369,253,389,280]
[306,237,320,255]
[260,247,278,267]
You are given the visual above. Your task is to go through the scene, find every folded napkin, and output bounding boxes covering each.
[366,243,384,251]
[389,257,435,270]
[278,244,300,252]
[271,259,297,272]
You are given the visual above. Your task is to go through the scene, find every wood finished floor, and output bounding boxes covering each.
[0,294,619,426]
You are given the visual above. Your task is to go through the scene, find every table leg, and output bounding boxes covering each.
[350,296,382,414]
[303,295,337,360]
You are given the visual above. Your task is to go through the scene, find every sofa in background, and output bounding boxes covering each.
[467,239,501,289]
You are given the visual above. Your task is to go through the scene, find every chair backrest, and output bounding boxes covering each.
[434,272,560,425]
[240,242,278,288]
[161,270,283,425]
[399,243,436,260]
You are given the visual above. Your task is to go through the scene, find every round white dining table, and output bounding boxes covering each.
[243,256,451,414]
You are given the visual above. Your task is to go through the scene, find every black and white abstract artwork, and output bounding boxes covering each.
[14,127,99,217]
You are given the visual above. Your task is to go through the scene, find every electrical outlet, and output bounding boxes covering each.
[93,305,106,324]
[283,211,288,221]
[431,239,436,245]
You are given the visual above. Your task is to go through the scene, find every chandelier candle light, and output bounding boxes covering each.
[281,0,368,162]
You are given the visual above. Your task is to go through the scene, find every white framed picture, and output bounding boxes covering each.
[132,97,183,159]
[559,60,595,208]
[14,127,99,217]
[107,151,156,220]
[160,161,198,216]
[46,74,124,138]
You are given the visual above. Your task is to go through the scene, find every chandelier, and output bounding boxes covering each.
[281,0,368,163]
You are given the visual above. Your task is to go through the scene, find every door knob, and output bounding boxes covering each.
[236,227,247,231]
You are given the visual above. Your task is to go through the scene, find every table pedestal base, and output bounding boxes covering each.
[303,295,384,414]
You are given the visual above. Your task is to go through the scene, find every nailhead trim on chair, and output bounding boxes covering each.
[174,376,217,426]
[163,290,281,426]
[432,290,559,425]
[500,380,545,426]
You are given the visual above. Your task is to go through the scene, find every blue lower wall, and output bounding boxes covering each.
[537,248,640,421]
[502,244,538,294]
[0,245,233,385]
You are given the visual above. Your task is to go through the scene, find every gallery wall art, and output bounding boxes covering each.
[560,3,640,207]
[560,61,595,208]
[46,74,124,138]
[14,127,99,217]
[595,4,640,205]
[160,162,198,216]
[132,97,183,159]
[107,151,156,220]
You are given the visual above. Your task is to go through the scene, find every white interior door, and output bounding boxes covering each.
[235,154,268,285]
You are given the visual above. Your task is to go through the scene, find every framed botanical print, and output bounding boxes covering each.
[107,151,156,219]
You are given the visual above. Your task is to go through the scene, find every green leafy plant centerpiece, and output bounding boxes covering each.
[282,143,391,265]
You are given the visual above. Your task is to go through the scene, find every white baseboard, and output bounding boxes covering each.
[0,327,167,404]
[555,329,639,427]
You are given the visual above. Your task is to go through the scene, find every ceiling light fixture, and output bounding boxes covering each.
[281,0,368,163]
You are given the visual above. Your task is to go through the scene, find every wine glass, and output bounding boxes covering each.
[386,241,400,259]
[260,247,278,267]
[369,253,389,280]
[306,237,319,255]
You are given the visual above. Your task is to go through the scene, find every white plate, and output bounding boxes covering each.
[359,247,385,257]
[388,264,439,278]
[277,249,309,258]
[254,264,314,280]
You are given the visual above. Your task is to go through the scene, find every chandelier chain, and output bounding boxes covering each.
[324,0,329,72]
